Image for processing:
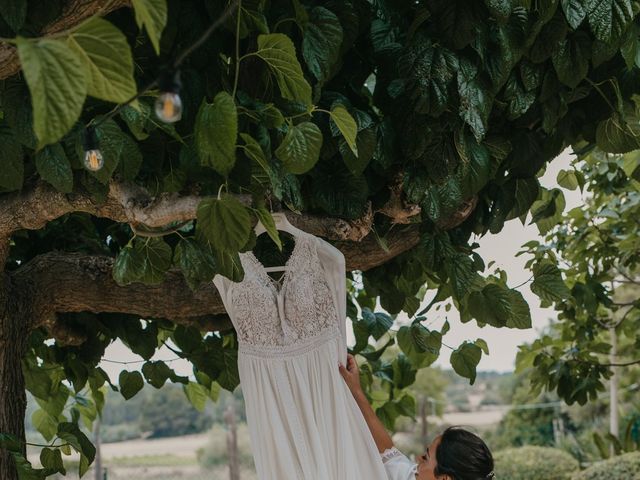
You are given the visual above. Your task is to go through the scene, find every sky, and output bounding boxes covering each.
[99,149,583,380]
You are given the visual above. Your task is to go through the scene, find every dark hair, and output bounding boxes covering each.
[434,426,494,480]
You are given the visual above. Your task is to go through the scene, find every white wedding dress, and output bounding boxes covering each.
[213,231,388,480]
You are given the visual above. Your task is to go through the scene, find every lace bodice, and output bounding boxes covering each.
[213,232,347,349]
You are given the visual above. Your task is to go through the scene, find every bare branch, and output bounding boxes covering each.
[0,0,131,80]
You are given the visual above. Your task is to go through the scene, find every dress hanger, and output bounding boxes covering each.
[254,211,306,237]
[253,211,306,273]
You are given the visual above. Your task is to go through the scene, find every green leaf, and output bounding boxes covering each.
[595,115,640,153]
[551,32,591,88]
[15,37,87,148]
[32,410,59,442]
[212,347,240,391]
[196,196,252,252]
[57,422,96,463]
[557,169,580,190]
[361,308,394,340]
[256,33,312,106]
[133,237,173,284]
[0,124,24,191]
[585,0,634,43]
[142,361,174,389]
[240,133,270,174]
[341,127,375,175]
[467,283,532,329]
[67,18,137,103]
[302,6,343,82]
[330,105,358,156]
[0,0,27,32]
[450,342,482,384]
[475,338,489,355]
[311,161,369,219]
[118,370,144,400]
[91,119,143,184]
[457,58,491,142]
[174,238,217,290]
[40,448,65,475]
[275,122,323,174]
[531,261,571,302]
[561,0,587,28]
[183,382,208,412]
[446,254,479,301]
[255,207,283,250]
[397,324,441,368]
[195,92,238,176]
[403,39,457,116]
[35,144,73,193]
[131,0,168,54]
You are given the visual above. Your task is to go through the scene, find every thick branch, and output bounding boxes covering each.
[0,0,130,80]
[10,251,230,344]
[0,179,377,242]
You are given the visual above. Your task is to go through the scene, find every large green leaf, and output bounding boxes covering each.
[174,237,217,290]
[32,410,58,442]
[35,144,73,193]
[302,7,344,82]
[585,0,634,43]
[255,33,312,106]
[196,196,252,252]
[551,31,591,88]
[450,342,482,384]
[330,105,358,156]
[403,39,458,116]
[57,422,96,463]
[195,92,238,176]
[595,115,640,153]
[531,260,571,302]
[131,0,168,54]
[255,207,283,251]
[0,0,27,32]
[275,122,323,174]
[118,370,144,400]
[142,361,174,389]
[67,18,137,103]
[183,382,208,412]
[457,58,492,142]
[467,283,532,329]
[40,447,65,475]
[361,308,394,340]
[112,237,172,285]
[15,37,87,148]
[397,324,441,368]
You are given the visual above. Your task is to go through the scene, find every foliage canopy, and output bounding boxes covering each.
[2,0,640,477]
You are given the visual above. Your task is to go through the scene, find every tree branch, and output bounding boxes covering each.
[10,226,422,344]
[0,0,131,80]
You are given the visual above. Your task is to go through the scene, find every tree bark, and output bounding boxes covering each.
[0,273,29,480]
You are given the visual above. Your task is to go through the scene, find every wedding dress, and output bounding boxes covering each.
[213,229,388,480]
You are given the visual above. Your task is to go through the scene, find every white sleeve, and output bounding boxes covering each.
[380,448,418,480]
[212,274,232,316]
[313,235,348,363]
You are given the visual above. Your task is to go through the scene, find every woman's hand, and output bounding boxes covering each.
[339,353,363,397]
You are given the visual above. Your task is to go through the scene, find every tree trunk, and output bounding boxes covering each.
[224,404,240,480]
[0,273,29,480]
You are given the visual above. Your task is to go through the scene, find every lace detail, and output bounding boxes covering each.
[380,447,405,464]
[227,233,339,348]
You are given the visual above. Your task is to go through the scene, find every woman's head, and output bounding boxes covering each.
[416,427,494,480]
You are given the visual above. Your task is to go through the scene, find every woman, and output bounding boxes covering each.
[339,354,495,480]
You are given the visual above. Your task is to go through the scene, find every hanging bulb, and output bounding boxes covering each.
[82,126,104,171]
[155,91,183,123]
[155,69,183,123]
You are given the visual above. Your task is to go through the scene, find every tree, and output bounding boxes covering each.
[517,148,640,405]
[1,0,640,478]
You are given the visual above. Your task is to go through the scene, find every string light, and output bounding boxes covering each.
[155,69,183,123]
[82,126,104,171]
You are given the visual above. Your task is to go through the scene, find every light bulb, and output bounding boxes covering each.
[82,126,104,171]
[84,149,104,171]
[155,92,183,123]
[155,69,183,123]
